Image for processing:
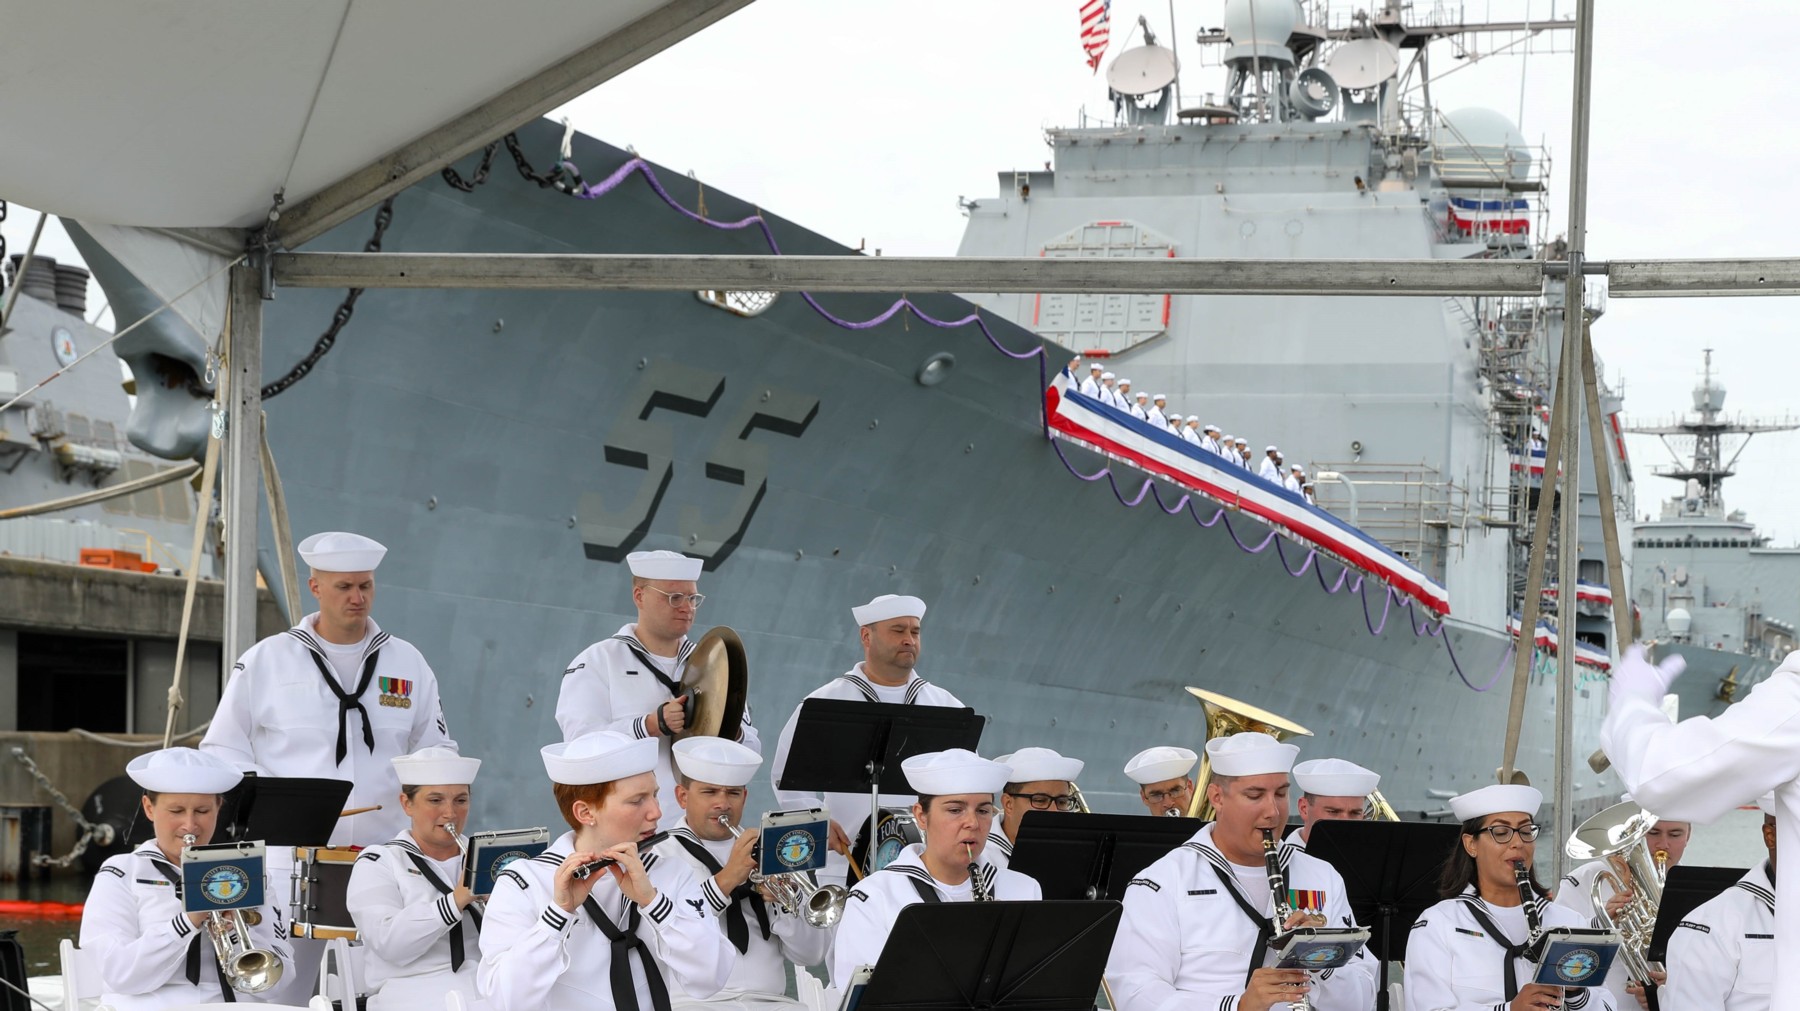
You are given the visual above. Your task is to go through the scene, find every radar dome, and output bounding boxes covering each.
[1437,107,1533,185]
[1223,0,1300,63]
[1666,608,1693,638]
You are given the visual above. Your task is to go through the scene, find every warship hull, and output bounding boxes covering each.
[97,120,1611,825]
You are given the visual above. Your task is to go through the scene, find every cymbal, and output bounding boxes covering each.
[680,626,748,741]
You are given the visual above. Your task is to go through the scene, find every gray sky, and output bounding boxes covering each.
[8,0,1797,540]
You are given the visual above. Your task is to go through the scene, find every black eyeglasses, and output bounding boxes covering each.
[1005,791,1078,812]
[1475,823,1541,844]
[1143,783,1192,805]
[645,587,705,609]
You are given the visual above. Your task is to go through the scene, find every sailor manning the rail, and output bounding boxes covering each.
[476,731,735,1011]
[79,748,295,1011]
[1259,447,1283,482]
[345,747,486,1011]
[1081,362,1104,397]
[1279,758,1379,856]
[202,531,457,847]
[654,737,830,1011]
[1550,797,1690,1010]
[1599,644,1800,1007]
[985,747,1085,870]
[1106,732,1378,1011]
[1662,795,1776,1011]
[557,549,761,829]
[1403,784,1615,1011]
[1124,745,1198,817]
[769,593,965,885]
[829,750,1043,989]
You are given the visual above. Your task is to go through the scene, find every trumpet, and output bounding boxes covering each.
[181,834,285,994]
[718,816,848,927]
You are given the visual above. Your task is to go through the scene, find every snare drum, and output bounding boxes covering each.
[291,845,359,940]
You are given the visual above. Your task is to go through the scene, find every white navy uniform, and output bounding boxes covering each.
[202,613,455,846]
[1259,458,1281,482]
[769,667,964,884]
[984,828,1013,871]
[1080,375,1102,397]
[1663,863,1774,1011]
[476,830,736,1011]
[557,624,761,828]
[1284,474,1302,493]
[1277,830,1307,857]
[79,840,295,1011]
[1146,406,1167,428]
[1130,402,1150,421]
[1106,823,1377,1011]
[1599,648,1800,1005]
[346,831,484,1011]
[1405,886,1617,1011]
[829,844,1041,988]
[652,826,831,1010]
[1549,860,1634,1009]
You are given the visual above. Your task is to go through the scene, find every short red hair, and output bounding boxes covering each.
[551,781,616,831]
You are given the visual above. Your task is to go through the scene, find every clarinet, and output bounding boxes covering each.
[1515,860,1547,959]
[1263,829,1314,1011]
[967,844,992,901]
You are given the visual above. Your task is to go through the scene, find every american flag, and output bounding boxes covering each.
[1080,0,1111,72]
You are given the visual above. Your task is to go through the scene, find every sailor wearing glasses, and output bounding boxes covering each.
[985,748,1085,870]
[1280,759,1380,856]
[1404,785,1616,1011]
[557,550,760,829]
[1124,746,1199,817]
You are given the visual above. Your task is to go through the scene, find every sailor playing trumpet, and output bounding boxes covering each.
[987,747,1085,870]
[651,737,831,1011]
[1404,785,1616,1011]
[346,746,486,1011]
[829,750,1042,989]
[1124,746,1198,817]
[477,731,733,1011]
[79,748,294,1011]
[1107,733,1376,1011]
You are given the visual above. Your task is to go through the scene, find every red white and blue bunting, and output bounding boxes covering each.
[1506,614,1613,671]
[1044,370,1451,617]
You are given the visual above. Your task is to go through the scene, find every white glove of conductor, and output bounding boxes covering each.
[1609,644,1686,709]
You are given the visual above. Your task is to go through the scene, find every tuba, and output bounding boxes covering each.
[1566,800,1665,986]
[181,835,285,994]
[1181,689,1314,819]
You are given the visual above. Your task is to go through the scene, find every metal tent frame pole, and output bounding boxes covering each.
[222,261,265,666]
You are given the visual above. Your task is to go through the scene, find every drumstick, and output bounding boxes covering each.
[340,805,384,817]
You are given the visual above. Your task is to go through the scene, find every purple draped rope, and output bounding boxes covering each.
[552,148,1500,691]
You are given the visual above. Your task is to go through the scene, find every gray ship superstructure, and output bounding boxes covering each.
[1629,351,1800,718]
[14,0,1632,854]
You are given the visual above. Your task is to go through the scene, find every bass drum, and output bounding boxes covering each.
[850,808,920,882]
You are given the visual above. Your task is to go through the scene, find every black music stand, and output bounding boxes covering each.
[1306,820,1462,1011]
[1646,864,1749,964]
[220,774,353,845]
[777,699,983,848]
[857,901,1122,1011]
[1007,811,1201,900]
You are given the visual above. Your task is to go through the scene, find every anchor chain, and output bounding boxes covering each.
[9,746,115,868]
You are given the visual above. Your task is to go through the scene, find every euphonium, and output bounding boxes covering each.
[181,834,285,994]
[1182,690,1314,818]
[1068,781,1092,814]
[718,816,848,927]
[1567,801,1666,986]
[1366,789,1402,822]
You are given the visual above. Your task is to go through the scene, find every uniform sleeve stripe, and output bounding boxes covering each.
[1564,990,1589,1010]
[647,894,674,923]
[541,905,570,931]
[634,717,650,740]
[172,915,193,938]
[701,877,730,912]
[437,894,459,926]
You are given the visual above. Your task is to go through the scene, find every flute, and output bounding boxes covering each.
[572,831,671,881]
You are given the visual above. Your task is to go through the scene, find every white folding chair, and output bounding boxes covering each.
[59,939,104,1011]
[316,938,367,1009]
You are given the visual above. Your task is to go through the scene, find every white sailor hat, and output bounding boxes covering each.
[1235,438,1248,446]
[902,749,1012,796]
[1124,746,1198,785]
[673,737,762,787]
[1291,464,1304,472]
[1153,393,1167,401]
[541,731,658,785]
[1169,414,1184,423]
[999,747,1084,784]
[1089,362,1104,371]
[1101,371,1116,381]
[1205,732,1300,777]
[1266,445,1279,453]
[391,746,480,787]
[127,747,242,795]
[1186,417,1201,426]
[1204,425,1220,433]
[1135,391,1148,399]
[627,550,703,581]
[852,593,926,626]
[1292,758,1379,797]
[1117,378,1132,386]
[1758,792,1778,817]
[1448,784,1543,822]
[298,531,387,573]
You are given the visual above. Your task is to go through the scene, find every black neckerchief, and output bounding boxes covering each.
[670,833,768,953]
[1186,841,1280,986]
[581,894,672,1011]
[146,856,235,1002]
[303,647,380,764]
[1458,893,1530,1002]
[400,849,479,970]
[610,634,694,698]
